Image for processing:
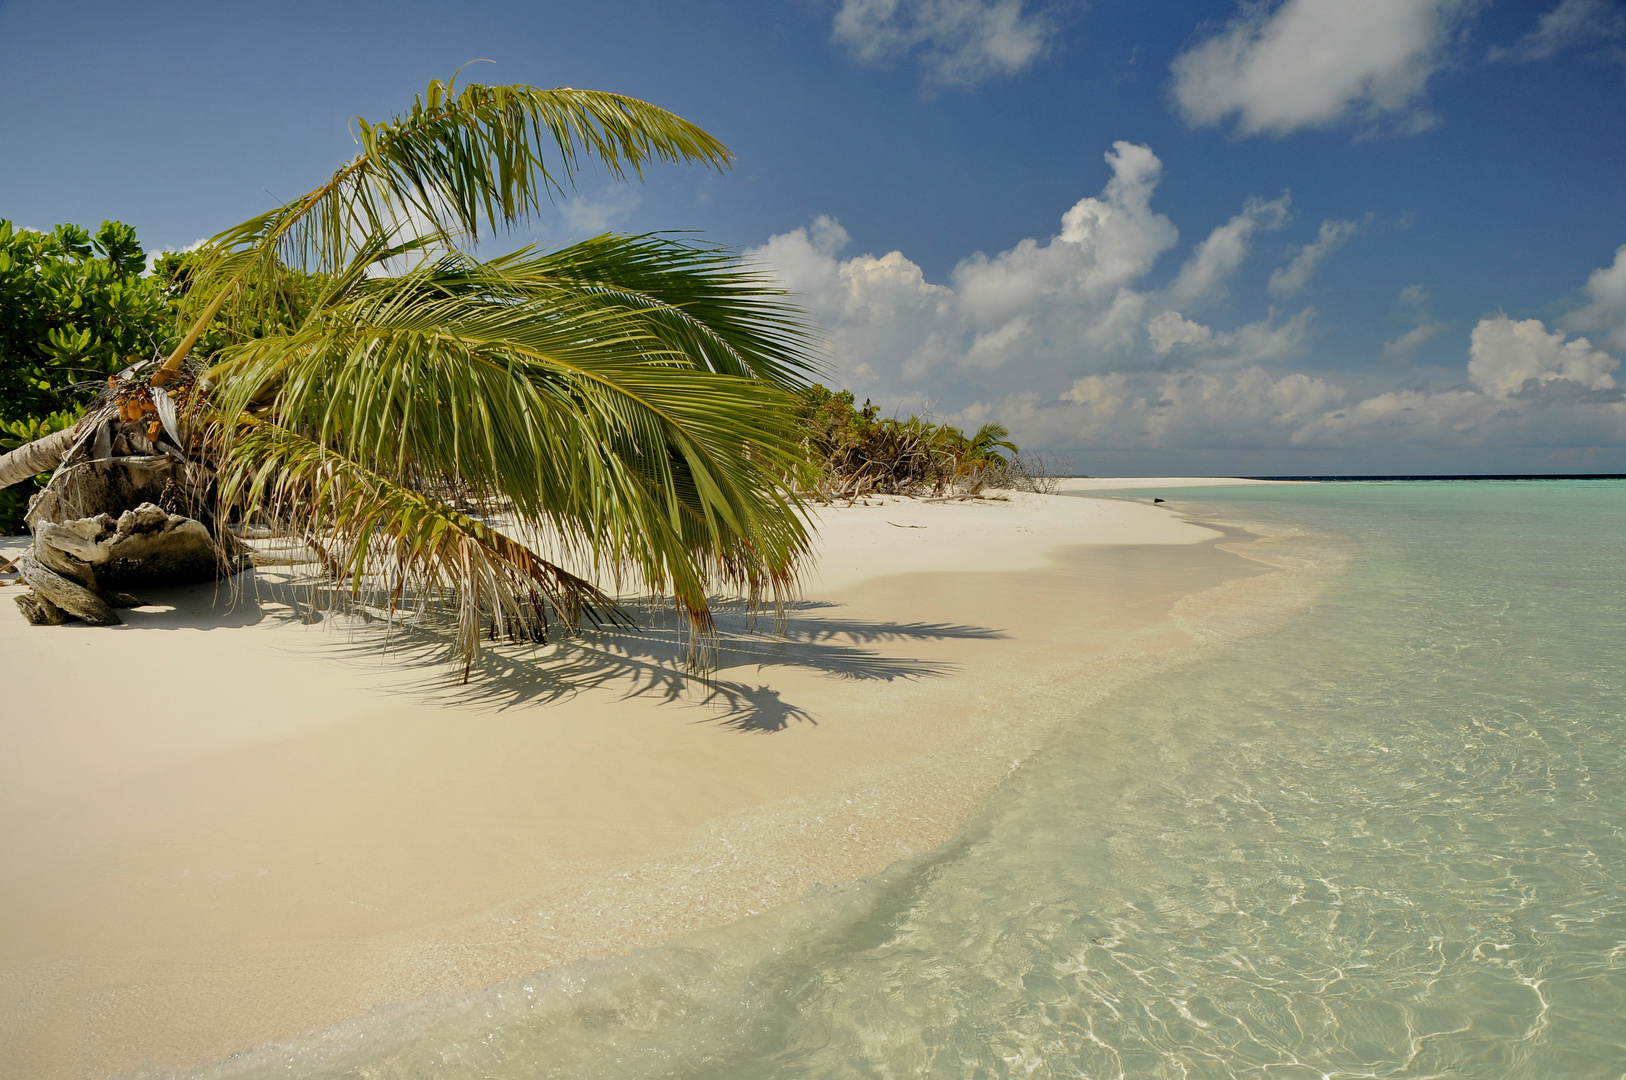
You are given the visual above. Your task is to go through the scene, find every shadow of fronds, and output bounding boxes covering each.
[314,596,1004,732]
[95,568,1004,733]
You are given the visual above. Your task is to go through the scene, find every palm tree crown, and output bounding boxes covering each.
[11,73,821,678]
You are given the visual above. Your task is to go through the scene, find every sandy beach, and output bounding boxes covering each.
[0,480,1315,1079]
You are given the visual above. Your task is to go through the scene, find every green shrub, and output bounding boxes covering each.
[793,383,1060,500]
[0,220,322,532]
[0,219,178,532]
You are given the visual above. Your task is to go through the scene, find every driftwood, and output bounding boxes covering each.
[13,591,66,625]
[7,378,250,627]
[9,502,245,625]
[15,550,120,625]
[35,503,233,588]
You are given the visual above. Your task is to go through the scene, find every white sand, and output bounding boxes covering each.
[0,485,1321,1078]
[1056,476,1293,492]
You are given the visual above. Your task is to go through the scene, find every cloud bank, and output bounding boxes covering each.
[981,310,1622,464]
[750,143,1626,470]
[751,142,1302,390]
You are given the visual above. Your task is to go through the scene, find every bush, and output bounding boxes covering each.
[0,220,178,532]
[0,221,323,533]
[793,384,1068,500]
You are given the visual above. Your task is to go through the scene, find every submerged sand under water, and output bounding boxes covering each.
[0,486,1331,1078]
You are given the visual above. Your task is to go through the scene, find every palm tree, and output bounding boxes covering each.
[964,422,1019,469]
[0,74,819,678]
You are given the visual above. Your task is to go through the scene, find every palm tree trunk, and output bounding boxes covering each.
[0,423,86,490]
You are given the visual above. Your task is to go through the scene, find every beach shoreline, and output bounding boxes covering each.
[0,481,1331,1078]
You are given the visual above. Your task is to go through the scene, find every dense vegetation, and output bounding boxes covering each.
[795,384,1062,499]
[0,220,174,531]
[0,222,325,532]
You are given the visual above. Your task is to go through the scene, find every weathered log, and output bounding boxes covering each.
[9,401,245,628]
[29,503,238,594]
[24,453,175,534]
[34,516,118,565]
[98,504,234,588]
[32,534,101,592]
[15,552,121,625]
[14,591,67,625]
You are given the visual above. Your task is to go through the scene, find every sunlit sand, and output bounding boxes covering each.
[0,484,1312,1077]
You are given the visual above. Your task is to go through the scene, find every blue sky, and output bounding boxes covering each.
[3,0,1625,474]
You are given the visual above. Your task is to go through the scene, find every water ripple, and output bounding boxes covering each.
[178,482,1626,1080]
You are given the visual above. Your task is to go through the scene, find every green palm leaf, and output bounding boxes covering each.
[160,76,732,380]
[218,420,630,682]
[208,232,817,674]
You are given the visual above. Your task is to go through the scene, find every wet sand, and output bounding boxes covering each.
[0,485,1312,1078]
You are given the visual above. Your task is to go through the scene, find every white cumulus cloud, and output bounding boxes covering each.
[1170,0,1470,137]
[1147,311,1214,354]
[753,141,1198,388]
[1378,320,1447,365]
[750,141,1318,398]
[1268,218,1359,297]
[1467,314,1618,397]
[1564,242,1626,352]
[1167,194,1292,307]
[832,0,1056,86]
[952,141,1179,332]
[1146,308,1313,363]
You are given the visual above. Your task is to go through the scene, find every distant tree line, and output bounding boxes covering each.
[793,384,1066,500]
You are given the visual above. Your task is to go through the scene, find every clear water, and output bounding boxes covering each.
[195,481,1626,1080]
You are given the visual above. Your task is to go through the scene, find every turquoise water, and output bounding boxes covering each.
[200,482,1626,1079]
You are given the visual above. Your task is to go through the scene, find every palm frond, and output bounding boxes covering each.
[218,420,629,681]
[163,78,731,376]
[472,235,824,387]
[206,239,816,671]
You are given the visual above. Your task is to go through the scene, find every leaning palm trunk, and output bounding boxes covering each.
[0,422,88,490]
[4,75,821,679]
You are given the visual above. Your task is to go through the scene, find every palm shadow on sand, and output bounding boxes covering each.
[362,600,1003,732]
[321,594,1003,732]
[4,557,1005,732]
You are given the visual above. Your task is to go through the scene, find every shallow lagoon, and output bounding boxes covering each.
[195,481,1626,1079]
